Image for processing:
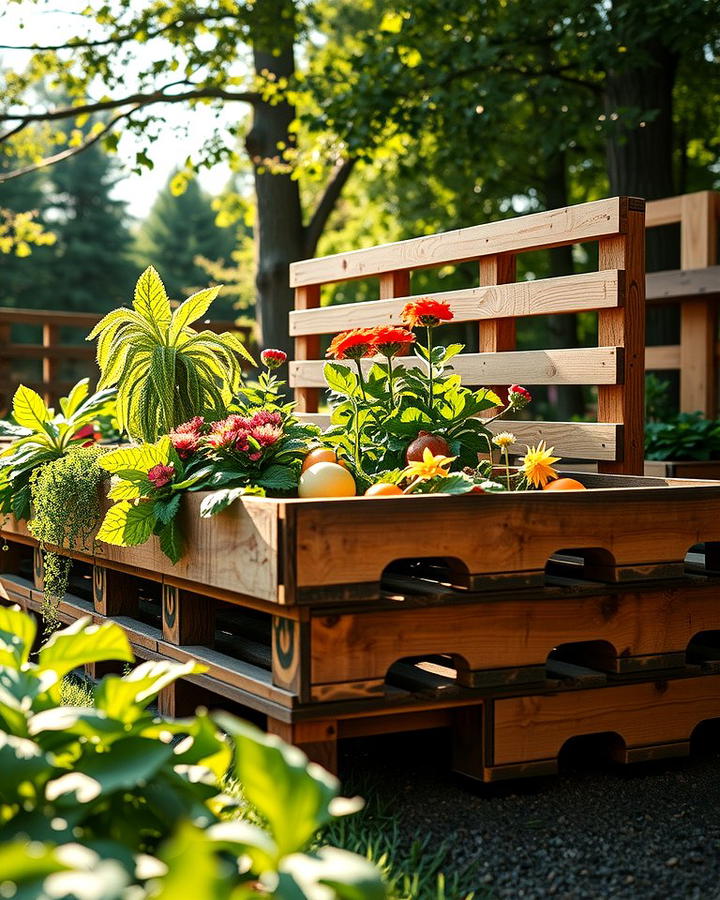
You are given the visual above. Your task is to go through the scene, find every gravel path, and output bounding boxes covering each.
[342,732,720,899]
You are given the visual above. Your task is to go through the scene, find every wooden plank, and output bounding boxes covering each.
[492,674,720,766]
[290,197,628,286]
[292,487,720,590]
[679,193,718,416]
[289,270,624,336]
[646,194,682,228]
[291,346,623,388]
[598,201,645,474]
[309,581,720,686]
[162,584,216,646]
[646,266,720,302]
[294,285,322,414]
[293,416,622,461]
[478,254,516,406]
[645,345,680,370]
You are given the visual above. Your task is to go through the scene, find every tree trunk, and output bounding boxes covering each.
[541,153,585,421]
[604,42,680,353]
[247,0,305,358]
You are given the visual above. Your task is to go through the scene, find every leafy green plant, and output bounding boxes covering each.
[88,265,255,441]
[645,412,720,461]
[0,379,115,521]
[0,607,385,898]
[29,445,106,630]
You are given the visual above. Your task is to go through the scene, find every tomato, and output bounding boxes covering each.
[365,483,404,497]
[301,447,346,472]
[543,477,587,491]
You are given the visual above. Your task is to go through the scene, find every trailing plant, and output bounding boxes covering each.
[0,607,385,898]
[0,379,115,521]
[321,301,532,488]
[29,444,106,630]
[645,412,720,461]
[87,265,255,441]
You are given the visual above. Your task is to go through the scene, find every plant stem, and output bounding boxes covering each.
[503,447,511,491]
[385,354,395,408]
[426,326,434,410]
[354,359,368,402]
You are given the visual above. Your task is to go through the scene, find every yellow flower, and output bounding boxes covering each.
[492,431,516,449]
[519,441,560,489]
[404,446,456,481]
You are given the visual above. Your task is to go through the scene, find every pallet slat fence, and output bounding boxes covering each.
[645,190,720,416]
[290,196,645,473]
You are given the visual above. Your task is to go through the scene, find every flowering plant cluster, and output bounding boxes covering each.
[321,297,543,491]
[96,352,320,560]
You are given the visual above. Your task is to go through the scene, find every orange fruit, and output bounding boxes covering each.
[301,447,345,472]
[298,462,356,498]
[365,483,404,497]
[543,477,587,491]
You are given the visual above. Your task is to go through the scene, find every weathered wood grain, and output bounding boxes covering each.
[291,346,623,388]
[289,270,624,336]
[290,197,627,286]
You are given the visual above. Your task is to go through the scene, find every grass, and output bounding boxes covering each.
[323,780,483,900]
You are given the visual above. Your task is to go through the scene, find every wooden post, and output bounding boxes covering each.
[294,285,321,413]
[598,198,646,474]
[162,584,216,646]
[33,547,44,591]
[479,254,517,406]
[271,614,310,701]
[267,717,339,774]
[42,322,58,409]
[379,271,410,301]
[92,566,139,617]
[0,323,11,415]
[679,191,718,416]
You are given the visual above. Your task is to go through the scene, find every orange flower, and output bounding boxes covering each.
[400,298,454,328]
[403,446,456,481]
[371,325,415,357]
[326,328,377,360]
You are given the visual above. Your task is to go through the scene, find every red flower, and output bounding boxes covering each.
[250,410,282,428]
[170,432,200,459]
[370,326,415,358]
[261,348,288,369]
[251,423,283,447]
[207,416,249,450]
[508,384,532,410]
[400,298,454,328]
[147,463,175,488]
[326,328,377,360]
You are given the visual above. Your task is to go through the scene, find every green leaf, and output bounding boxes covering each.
[324,362,359,397]
[159,517,183,563]
[97,500,156,546]
[279,847,387,900]
[154,493,181,525]
[0,606,36,668]
[38,617,133,680]
[95,660,203,719]
[216,715,348,857]
[61,378,90,417]
[169,285,220,339]
[199,487,254,517]
[12,385,52,432]
[133,265,172,327]
[256,465,297,493]
[99,436,171,475]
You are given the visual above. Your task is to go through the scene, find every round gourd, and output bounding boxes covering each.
[543,477,587,491]
[298,462,356,498]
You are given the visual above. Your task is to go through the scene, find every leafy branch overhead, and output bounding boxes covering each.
[88,265,255,442]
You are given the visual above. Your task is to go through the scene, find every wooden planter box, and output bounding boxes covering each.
[5,471,720,776]
[644,459,720,479]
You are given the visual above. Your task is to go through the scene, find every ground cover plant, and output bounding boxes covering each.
[0,605,385,898]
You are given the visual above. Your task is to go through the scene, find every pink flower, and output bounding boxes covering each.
[508,384,532,410]
[250,410,282,428]
[251,423,283,447]
[147,463,175,488]
[173,416,205,435]
[261,348,288,369]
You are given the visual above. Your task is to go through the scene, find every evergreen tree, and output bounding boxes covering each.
[46,139,135,313]
[135,174,237,310]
